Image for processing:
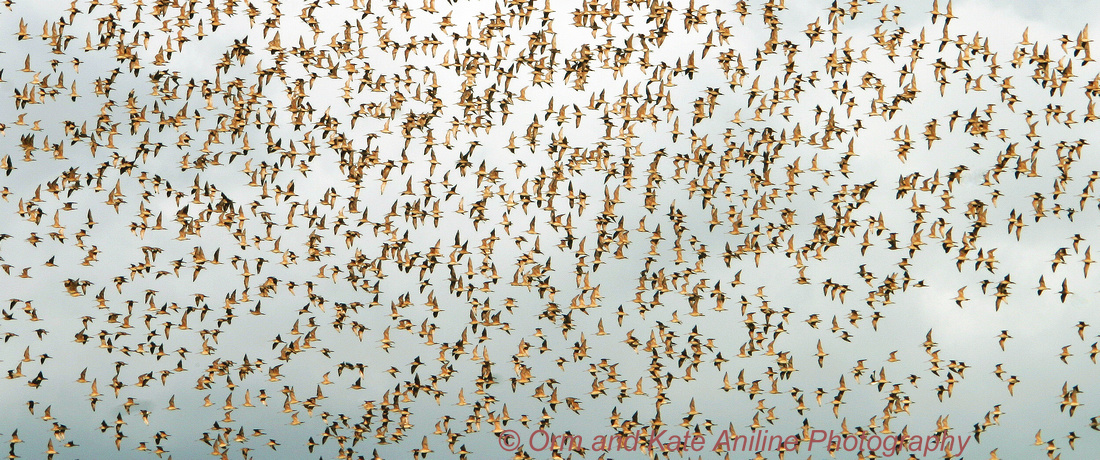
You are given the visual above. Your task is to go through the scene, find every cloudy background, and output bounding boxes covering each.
[0,0,1099,458]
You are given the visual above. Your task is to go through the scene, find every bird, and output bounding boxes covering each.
[997,330,1013,350]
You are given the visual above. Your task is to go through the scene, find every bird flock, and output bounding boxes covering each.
[0,0,1098,458]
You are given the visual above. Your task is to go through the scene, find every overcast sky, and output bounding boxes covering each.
[0,0,1098,458]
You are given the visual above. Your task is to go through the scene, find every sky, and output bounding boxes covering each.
[0,0,1099,459]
